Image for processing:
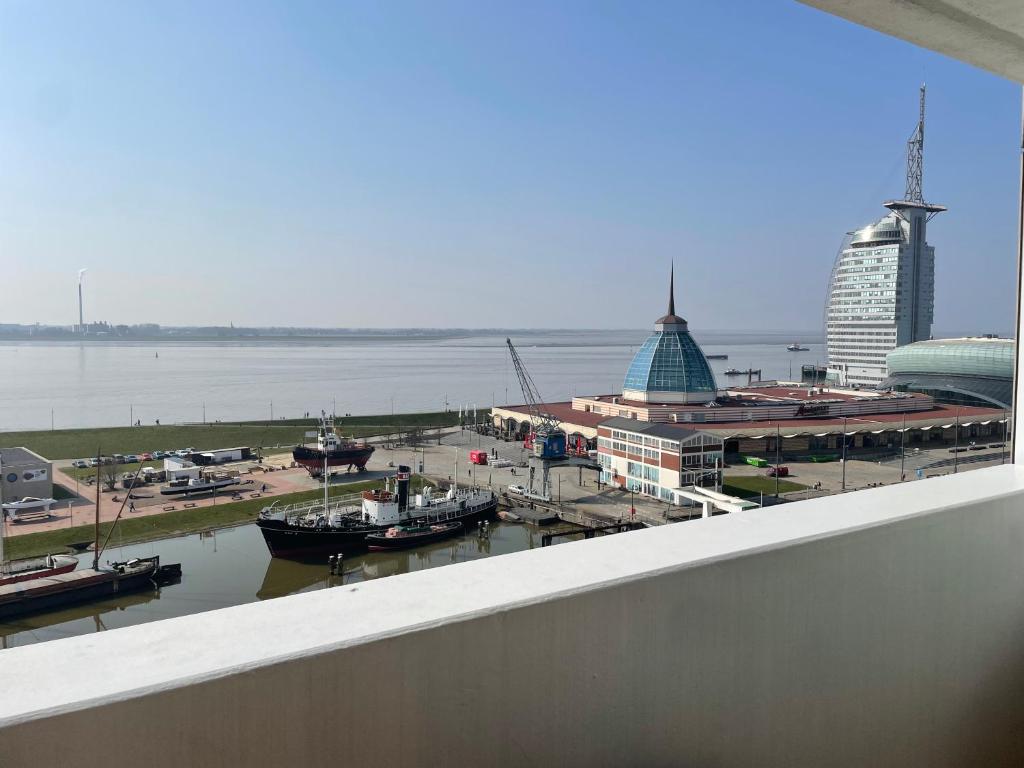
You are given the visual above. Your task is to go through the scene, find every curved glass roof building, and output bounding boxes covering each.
[623,266,718,404]
[883,337,1014,408]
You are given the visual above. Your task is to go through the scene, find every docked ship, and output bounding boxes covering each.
[0,553,79,587]
[256,466,497,558]
[293,416,374,476]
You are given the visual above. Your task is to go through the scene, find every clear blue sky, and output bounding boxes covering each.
[1,0,1019,332]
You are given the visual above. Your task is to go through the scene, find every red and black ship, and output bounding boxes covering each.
[293,417,374,476]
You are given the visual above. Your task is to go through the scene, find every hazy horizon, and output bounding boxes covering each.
[2,1,1019,331]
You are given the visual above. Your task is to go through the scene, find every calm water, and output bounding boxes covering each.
[0,520,562,648]
[0,330,825,430]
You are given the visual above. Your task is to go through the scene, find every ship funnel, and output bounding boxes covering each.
[396,465,411,511]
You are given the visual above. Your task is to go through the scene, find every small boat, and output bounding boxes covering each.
[293,414,374,476]
[366,522,464,551]
[160,477,243,496]
[787,343,810,352]
[2,497,56,521]
[706,354,728,360]
[724,368,743,376]
[0,553,79,586]
[498,509,524,523]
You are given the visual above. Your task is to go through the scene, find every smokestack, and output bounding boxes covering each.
[396,465,411,510]
[77,268,87,333]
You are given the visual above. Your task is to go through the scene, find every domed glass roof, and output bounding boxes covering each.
[623,331,717,396]
[622,265,717,403]
[886,338,1014,379]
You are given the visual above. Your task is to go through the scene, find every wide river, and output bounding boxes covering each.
[0,329,825,431]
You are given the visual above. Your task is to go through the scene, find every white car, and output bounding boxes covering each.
[507,484,527,496]
[71,459,89,469]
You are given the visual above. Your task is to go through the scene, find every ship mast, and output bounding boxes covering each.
[322,412,329,515]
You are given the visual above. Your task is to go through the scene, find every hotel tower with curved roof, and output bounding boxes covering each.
[825,85,945,388]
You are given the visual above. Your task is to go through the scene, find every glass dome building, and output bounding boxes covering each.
[883,337,1014,408]
[622,267,718,404]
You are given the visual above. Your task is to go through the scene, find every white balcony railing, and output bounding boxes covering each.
[2,465,1024,766]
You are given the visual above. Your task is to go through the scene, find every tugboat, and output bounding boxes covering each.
[724,367,742,376]
[293,415,374,476]
[256,466,497,558]
[366,521,464,551]
[787,343,810,351]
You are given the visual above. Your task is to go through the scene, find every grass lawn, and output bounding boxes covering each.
[722,475,807,498]
[5,475,433,561]
[0,411,461,461]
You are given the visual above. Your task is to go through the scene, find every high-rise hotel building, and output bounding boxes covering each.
[826,87,945,388]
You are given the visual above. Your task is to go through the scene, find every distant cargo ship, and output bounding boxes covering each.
[293,416,374,476]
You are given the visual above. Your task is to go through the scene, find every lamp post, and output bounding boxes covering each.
[841,417,848,491]
[953,408,960,473]
[1002,411,1009,464]
[774,424,781,499]
[900,412,907,481]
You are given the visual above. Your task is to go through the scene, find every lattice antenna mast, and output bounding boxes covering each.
[905,84,926,203]
[506,338,561,435]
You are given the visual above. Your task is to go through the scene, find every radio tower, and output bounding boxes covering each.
[905,84,926,203]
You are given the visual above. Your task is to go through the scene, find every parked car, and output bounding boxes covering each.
[766,466,790,478]
[88,458,100,467]
[71,459,89,469]
[140,452,153,461]
[507,484,527,496]
[112,454,126,464]
[152,451,167,459]
[124,454,140,464]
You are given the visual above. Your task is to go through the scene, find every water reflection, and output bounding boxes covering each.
[0,520,576,648]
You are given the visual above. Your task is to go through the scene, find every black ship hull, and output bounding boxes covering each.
[257,498,498,559]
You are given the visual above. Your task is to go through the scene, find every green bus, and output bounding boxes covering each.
[744,456,769,468]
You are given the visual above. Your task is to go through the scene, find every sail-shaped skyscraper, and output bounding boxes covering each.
[825,86,946,387]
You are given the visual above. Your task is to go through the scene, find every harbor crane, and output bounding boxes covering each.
[506,337,566,460]
[506,338,599,500]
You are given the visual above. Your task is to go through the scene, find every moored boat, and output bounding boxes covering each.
[0,554,79,587]
[257,466,497,558]
[160,476,243,496]
[366,521,463,551]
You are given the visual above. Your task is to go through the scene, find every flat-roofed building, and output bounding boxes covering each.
[0,447,53,503]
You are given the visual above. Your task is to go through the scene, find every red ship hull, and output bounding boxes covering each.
[293,444,374,475]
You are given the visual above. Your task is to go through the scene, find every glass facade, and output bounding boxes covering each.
[623,331,717,395]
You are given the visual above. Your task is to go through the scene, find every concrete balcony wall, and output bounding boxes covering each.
[2,467,1024,766]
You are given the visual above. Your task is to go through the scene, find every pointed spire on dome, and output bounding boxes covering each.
[656,262,686,327]
[668,260,675,317]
